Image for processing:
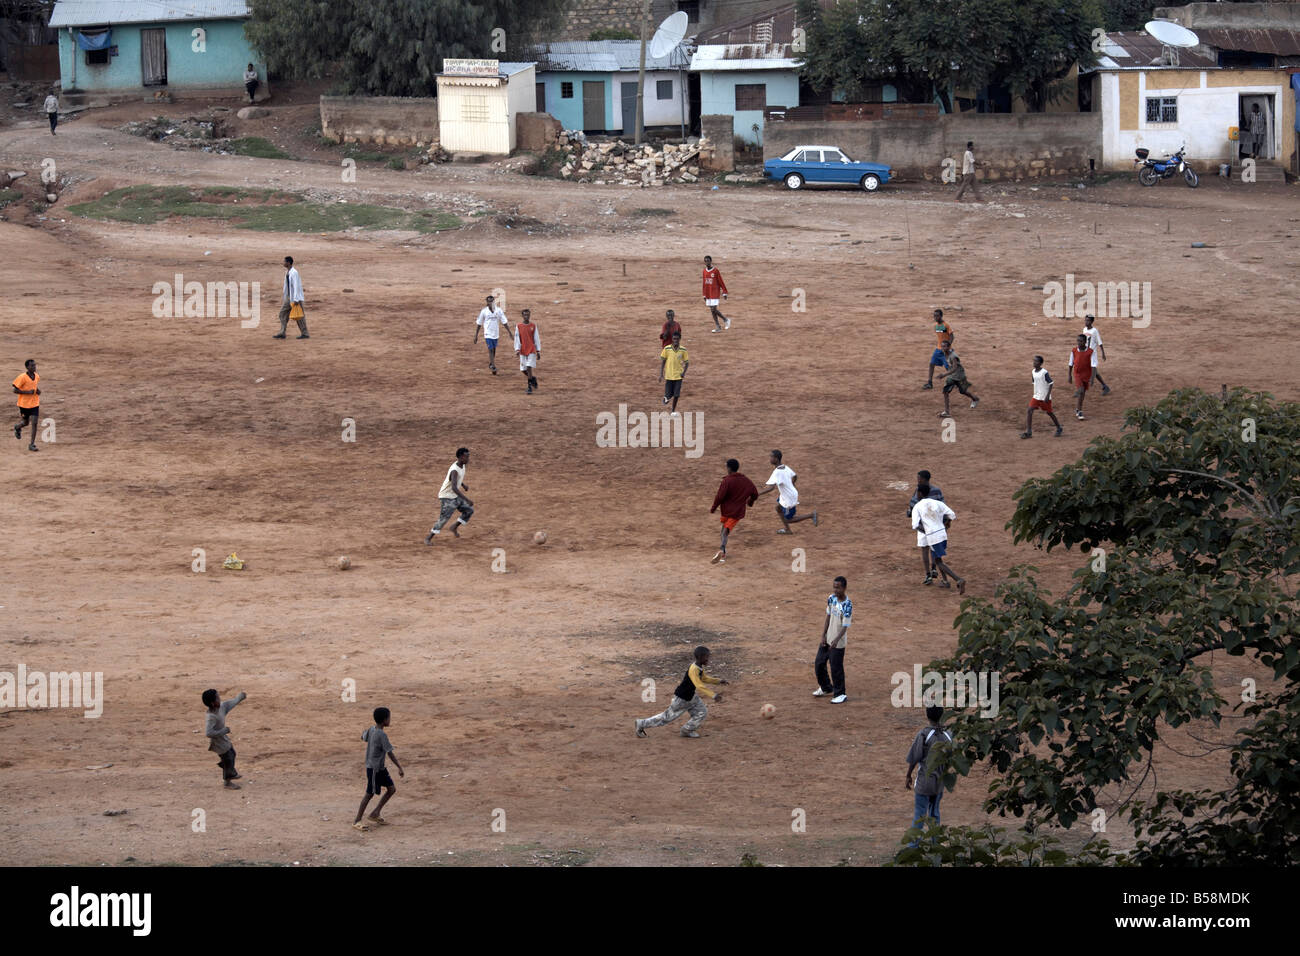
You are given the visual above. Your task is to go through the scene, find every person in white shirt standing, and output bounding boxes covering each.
[954,140,980,201]
[1082,314,1111,395]
[425,447,474,543]
[813,575,851,703]
[274,256,308,339]
[43,90,59,135]
[473,294,509,375]
[911,486,964,594]
[1022,355,1063,439]
[756,449,819,534]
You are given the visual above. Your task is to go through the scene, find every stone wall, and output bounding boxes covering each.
[558,0,675,41]
[764,113,1103,181]
[516,111,562,151]
[319,95,439,146]
[699,114,734,171]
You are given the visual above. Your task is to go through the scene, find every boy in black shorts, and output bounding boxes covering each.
[938,352,979,417]
[354,706,404,830]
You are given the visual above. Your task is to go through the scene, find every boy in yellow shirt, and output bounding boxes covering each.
[636,646,728,739]
[658,330,689,415]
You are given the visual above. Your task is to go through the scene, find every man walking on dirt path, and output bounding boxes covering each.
[274,256,308,339]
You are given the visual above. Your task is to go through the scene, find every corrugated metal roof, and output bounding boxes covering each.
[1083,31,1218,71]
[689,45,799,72]
[530,40,688,73]
[1194,27,1300,57]
[498,62,535,77]
[50,0,249,27]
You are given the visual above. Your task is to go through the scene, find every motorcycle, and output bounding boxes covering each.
[1134,145,1199,188]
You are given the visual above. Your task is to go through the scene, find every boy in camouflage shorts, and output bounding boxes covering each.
[635,646,728,739]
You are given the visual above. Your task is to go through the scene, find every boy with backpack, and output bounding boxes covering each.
[905,705,952,839]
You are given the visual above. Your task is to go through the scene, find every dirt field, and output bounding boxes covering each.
[1,89,1296,866]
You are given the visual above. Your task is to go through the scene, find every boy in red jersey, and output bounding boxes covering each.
[1067,333,1096,421]
[709,458,759,564]
[660,309,682,347]
[702,255,731,332]
[513,308,541,394]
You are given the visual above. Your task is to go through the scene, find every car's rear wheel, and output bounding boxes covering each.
[860,173,881,192]
[784,172,804,190]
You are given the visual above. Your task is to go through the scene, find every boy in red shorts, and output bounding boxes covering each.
[709,458,759,564]
[1067,333,1097,421]
[1022,355,1063,438]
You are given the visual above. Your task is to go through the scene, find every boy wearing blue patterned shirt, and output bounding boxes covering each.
[813,576,851,703]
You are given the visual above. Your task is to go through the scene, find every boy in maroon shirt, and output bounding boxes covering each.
[710,458,759,564]
[660,309,682,347]
[703,255,731,332]
[1068,334,1096,421]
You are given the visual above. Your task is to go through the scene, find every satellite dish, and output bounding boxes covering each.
[1144,20,1199,48]
[649,11,688,58]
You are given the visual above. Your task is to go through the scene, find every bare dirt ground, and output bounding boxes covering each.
[0,86,1297,866]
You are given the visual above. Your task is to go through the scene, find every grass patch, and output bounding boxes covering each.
[228,137,293,160]
[631,207,675,217]
[0,188,21,209]
[67,185,461,233]
[386,157,407,170]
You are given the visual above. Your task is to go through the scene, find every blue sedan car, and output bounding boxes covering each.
[764,145,893,192]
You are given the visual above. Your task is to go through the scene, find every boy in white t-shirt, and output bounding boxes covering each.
[473,294,509,375]
[1082,315,1111,394]
[755,449,819,534]
[910,487,965,594]
[1022,355,1063,439]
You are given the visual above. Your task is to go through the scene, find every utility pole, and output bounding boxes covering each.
[635,0,650,145]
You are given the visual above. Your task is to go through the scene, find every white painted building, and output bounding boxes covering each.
[1085,32,1295,170]
[436,60,536,155]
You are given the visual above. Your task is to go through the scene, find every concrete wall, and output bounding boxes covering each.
[320,95,439,146]
[699,68,800,145]
[700,113,734,170]
[535,70,607,130]
[1099,67,1294,169]
[504,66,536,152]
[535,69,685,132]
[764,113,1104,181]
[58,20,258,93]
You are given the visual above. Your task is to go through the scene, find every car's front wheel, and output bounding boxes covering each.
[784,172,804,190]
[860,173,881,192]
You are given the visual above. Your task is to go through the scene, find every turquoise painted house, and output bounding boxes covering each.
[49,0,263,97]
[689,3,802,146]
[531,41,691,135]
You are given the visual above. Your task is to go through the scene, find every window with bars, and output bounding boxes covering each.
[1145,96,1177,123]
[561,81,574,99]
[735,83,766,110]
[461,96,490,122]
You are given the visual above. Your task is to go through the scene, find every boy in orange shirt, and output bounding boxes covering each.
[12,359,41,452]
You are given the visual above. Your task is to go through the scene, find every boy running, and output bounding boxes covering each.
[1081,315,1111,394]
[513,308,541,393]
[709,458,759,564]
[922,309,954,389]
[1068,333,1097,421]
[659,330,689,414]
[473,295,509,374]
[635,645,728,739]
[1022,355,1063,439]
[911,486,964,593]
[202,688,247,789]
[756,449,818,533]
[702,256,731,332]
[354,706,404,831]
[12,358,41,452]
[938,351,978,417]
[425,447,474,542]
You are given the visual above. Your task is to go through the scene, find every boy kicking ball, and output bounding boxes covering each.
[938,351,979,417]
[354,706,404,831]
[636,646,728,739]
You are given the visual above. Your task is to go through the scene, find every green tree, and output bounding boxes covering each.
[796,0,1100,112]
[245,0,568,97]
[910,388,1299,865]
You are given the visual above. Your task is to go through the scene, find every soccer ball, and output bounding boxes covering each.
[534,531,547,545]
[337,555,351,570]
[760,703,776,719]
